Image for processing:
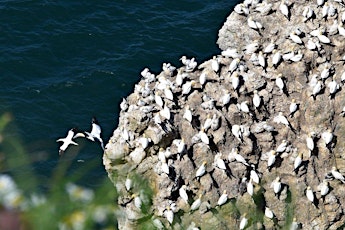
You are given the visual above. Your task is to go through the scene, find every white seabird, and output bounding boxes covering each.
[155,92,164,108]
[279,0,290,20]
[56,128,79,155]
[331,167,345,183]
[275,74,285,93]
[250,166,260,184]
[311,80,323,99]
[239,213,248,230]
[272,50,282,68]
[272,176,282,195]
[211,56,220,73]
[319,180,329,198]
[321,129,333,146]
[247,178,254,196]
[195,161,207,178]
[247,16,263,32]
[327,80,339,97]
[217,190,228,206]
[265,207,274,219]
[164,86,174,101]
[180,56,197,72]
[229,58,240,73]
[203,114,212,131]
[302,6,314,22]
[306,186,314,203]
[231,125,242,142]
[191,194,202,211]
[273,112,291,128]
[264,42,275,54]
[231,72,240,91]
[183,105,193,123]
[294,152,303,172]
[179,185,189,204]
[220,90,231,106]
[289,99,298,117]
[81,117,105,150]
[253,90,261,108]
[276,140,288,153]
[306,132,315,156]
[164,206,174,224]
[289,32,302,44]
[267,150,277,169]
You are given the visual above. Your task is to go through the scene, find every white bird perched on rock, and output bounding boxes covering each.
[214,152,227,171]
[294,152,303,172]
[290,32,302,44]
[264,42,275,54]
[327,80,339,98]
[120,98,128,111]
[289,99,298,117]
[306,39,317,50]
[247,178,254,196]
[175,69,187,86]
[199,128,209,145]
[319,180,329,198]
[234,3,249,15]
[247,16,263,32]
[57,128,79,155]
[203,114,212,131]
[250,166,260,184]
[177,138,186,155]
[125,177,133,191]
[331,167,345,183]
[244,40,259,54]
[191,194,202,211]
[265,207,274,219]
[232,125,242,142]
[221,48,240,58]
[279,0,290,20]
[211,114,220,131]
[253,90,261,108]
[272,176,282,195]
[267,150,277,170]
[258,51,266,69]
[306,186,314,203]
[272,50,282,68]
[231,72,240,91]
[321,129,333,146]
[132,193,142,209]
[306,132,316,156]
[160,105,171,120]
[275,74,285,93]
[231,149,249,166]
[239,101,251,114]
[217,190,228,206]
[274,112,291,128]
[302,6,314,22]
[311,80,323,99]
[317,0,325,7]
[164,86,174,101]
[199,72,207,87]
[179,185,189,204]
[183,105,193,123]
[322,2,329,20]
[317,31,331,44]
[155,92,164,108]
[276,140,288,153]
[211,56,220,73]
[182,80,195,96]
[164,206,174,224]
[220,90,231,106]
[180,56,197,72]
[239,213,248,230]
[229,58,240,73]
[196,161,207,179]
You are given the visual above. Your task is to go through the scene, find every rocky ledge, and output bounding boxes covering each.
[103,0,345,229]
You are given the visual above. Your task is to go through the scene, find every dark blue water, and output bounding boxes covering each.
[0,1,240,190]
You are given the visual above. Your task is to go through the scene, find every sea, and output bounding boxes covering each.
[0,0,241,192]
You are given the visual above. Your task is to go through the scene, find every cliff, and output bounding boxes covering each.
[103,0,345,229]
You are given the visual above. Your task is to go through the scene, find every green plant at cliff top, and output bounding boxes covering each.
[0,112,118,230]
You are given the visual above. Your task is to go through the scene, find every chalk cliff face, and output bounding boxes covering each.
[104,0,345,229]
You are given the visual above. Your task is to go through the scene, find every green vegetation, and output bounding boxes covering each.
[0,112,118,229]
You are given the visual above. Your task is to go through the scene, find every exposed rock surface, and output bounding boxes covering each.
[104,0,345,229]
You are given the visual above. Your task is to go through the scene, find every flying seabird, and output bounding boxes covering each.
[56,128,79,155]
[81,117,105,150]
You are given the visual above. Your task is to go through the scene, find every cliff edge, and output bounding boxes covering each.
[104,0,345,229]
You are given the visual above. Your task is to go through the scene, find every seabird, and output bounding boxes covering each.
[56,128,79,155]
[195,161,207,179]
[179,185,189,204]
[306,186,314,203]
[273,112,291,128]
[229,58,240,73]
[265,207,274,219]
[239,213,248,230]
[247,16,263,33]
[306,132,315,156]
[289,32,303,44]
[182,80,195,96]
[302,6,314,22]
[132,193,142,209]
[272,50,282,68]
[210,114,220,131]
[250,166,260,184]
[125,177,132,191]
[232,149,249,166]
[276,140,288,153]
[289,99,298,117]
[317,31,331,44]
[220,90,231,106]
[253,90,261,108]
[177,138,186,155]
[258,51,266,69]
[155,92,164,108]
[190,194,202,211]
[231,72,240,91]
[198,128,209,145]
[290,217,299,230]
[164,86,174,101]
[272,176,282,196]
[331,167,345,183]
[203,114,212,131]
[275,74,285,93]
[247,178,254,196]
[217,190,228,206]
[211,56,220,73]
[263,42,275,54]
[183,105,193,123]
[311,80,323,99]
[81,117,105,150]
[321,129,333,146]
[164,206,174,224]
[214,152,227,171]
[327,80,339,98]
[180,56,197,72]
[267,150,277,170]
[319,180,329,198]
[279,0,290,20]
[294,152,303,172]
